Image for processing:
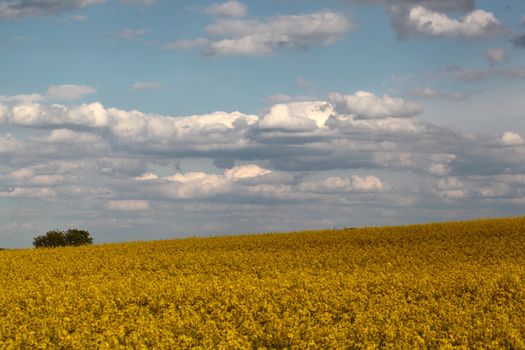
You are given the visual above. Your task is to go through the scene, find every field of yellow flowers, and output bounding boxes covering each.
[1,217,525,348]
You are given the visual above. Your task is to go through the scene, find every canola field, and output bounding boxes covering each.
[1,217,525,349]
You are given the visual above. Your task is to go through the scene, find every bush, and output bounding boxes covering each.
[33,229,93,248]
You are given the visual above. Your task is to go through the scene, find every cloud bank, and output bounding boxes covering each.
[1,90,523,216]
[1,87,524,246]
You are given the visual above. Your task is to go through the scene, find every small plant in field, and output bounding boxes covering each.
[33,229,93,248]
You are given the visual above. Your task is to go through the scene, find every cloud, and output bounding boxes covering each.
[162,38,210,51]
[0,187,56,199]
[0,94,45,104]
[4,102,109,128]
[106,200,150,211]
[354,1,501,39]
[134,172,158,181]
[117,28,148,40]
[447,65,525,81]
[0,0,105,20]
[354,0,476,13]
[329,91,423,118]
[401,6,501,38]
[410,87,466,100]
[38,128,102,144]
[0,133,22,155]
[409,87,440,98]
[433,177,469,200]
[500,132,525,146]
[206,11,351,55]
[180,11,352,56]
[68,14,88,21]
[1,86,95,104]
[296,77,314,89]
[162,171,230,199]
[150,164,275,200]
[132,82,164,90]
[46,84,96,100]
[485,48,507,66]
[2,88,525,247]
[433,175,516,202]
[511,33,525,48]
[298,175,387,193]
[136,164,389,203]
[204,1,247,18]
[119,0,155,6]
[224,164,271,180]
[257,101,333,131]
[2,89,518,179]
[262,94,315,103]
[106,109,258,148]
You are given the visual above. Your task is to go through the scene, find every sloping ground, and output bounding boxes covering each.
[1,217,524,348]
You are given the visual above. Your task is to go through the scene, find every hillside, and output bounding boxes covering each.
[1,217,525,348]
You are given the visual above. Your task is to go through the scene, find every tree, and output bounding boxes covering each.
[33,229,93,248]
[33,230,66,248]
[65,229,93,246]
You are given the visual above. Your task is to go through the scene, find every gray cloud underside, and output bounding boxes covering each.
[1,90,524,246]
[0,0,105,19]
[0,0,152,19]
[353,0,476,13]
[512,33,525,48]
[1,91,523,191]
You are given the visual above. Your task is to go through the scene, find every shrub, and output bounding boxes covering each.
[33,229,93,248]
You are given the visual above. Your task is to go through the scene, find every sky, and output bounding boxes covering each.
[1,0,525,248]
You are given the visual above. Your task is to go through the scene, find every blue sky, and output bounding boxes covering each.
[1,0,525,247]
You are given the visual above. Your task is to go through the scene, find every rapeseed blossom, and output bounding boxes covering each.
[1,217,524,348]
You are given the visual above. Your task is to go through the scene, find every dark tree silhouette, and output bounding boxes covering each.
[33,229,93,248]
[65,229,93,246]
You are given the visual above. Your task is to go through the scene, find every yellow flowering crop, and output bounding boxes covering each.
[1,217,524,348]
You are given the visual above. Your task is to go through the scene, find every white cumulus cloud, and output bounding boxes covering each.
[224,164,272,180]
[330,91,423,118]
[257,101,333,131]
[500,132,525,146]
[405,6,501,38]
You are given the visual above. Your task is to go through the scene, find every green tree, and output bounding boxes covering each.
[64,229,93,246]
[33,230,66,248]
[33,229,93,248]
